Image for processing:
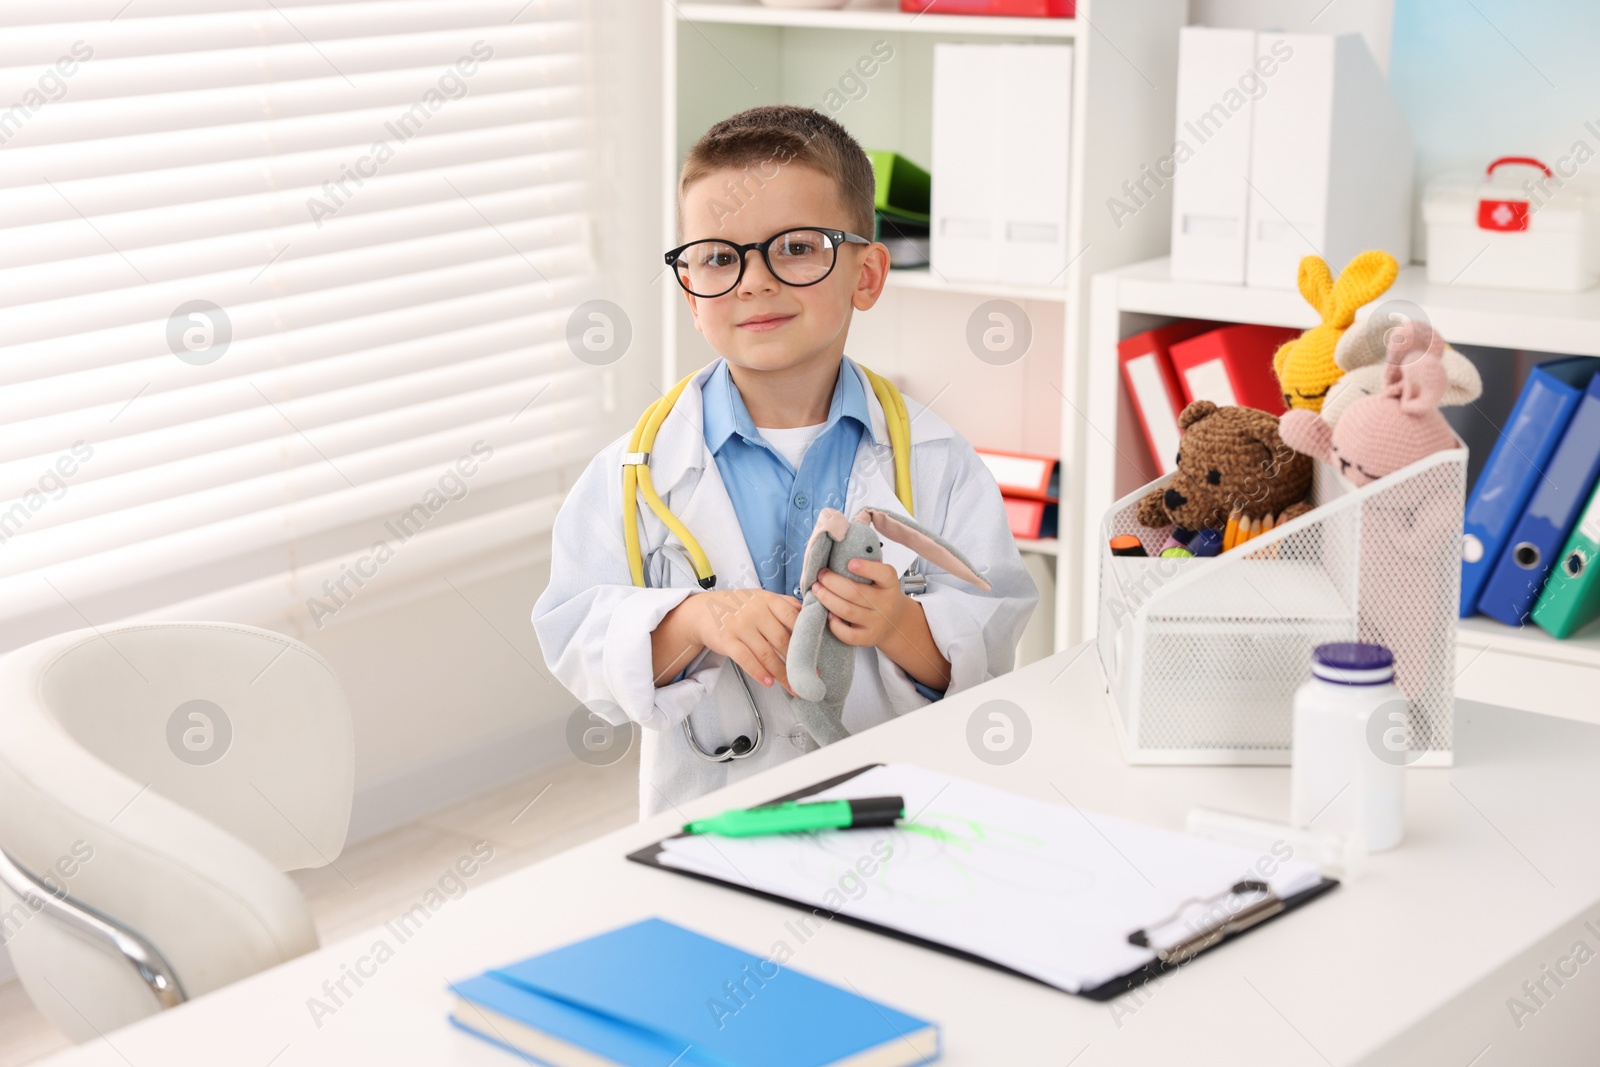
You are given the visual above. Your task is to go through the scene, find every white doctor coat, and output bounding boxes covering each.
[531,359,1039,817]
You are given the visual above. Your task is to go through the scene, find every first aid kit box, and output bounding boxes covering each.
[1424,156,1598,292]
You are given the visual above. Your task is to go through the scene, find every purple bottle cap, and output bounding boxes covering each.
[1312,642,1395,685]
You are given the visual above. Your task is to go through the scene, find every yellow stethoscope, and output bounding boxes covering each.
[621,361,916,762]
[622,361,915,589]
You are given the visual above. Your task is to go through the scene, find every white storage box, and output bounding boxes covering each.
[930,43,1072,286]
[1168,30,1412,287]
[1097,445,1466,765]
[1424,156,1599,292]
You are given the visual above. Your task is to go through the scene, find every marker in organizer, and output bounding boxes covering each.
[1110,535,1148,557]
[1190,529,1223,557]
[1158,531,1190,555]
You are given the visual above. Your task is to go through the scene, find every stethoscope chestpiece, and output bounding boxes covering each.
[682,664,766,762]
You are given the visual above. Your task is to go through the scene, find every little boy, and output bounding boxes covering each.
[533,106,1037,817]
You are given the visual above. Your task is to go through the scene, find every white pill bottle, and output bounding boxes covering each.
[1290,642,1408,853]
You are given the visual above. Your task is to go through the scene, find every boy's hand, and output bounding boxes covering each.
[810,559,953,692]
[809,558,908,648]
[689,589,802,693]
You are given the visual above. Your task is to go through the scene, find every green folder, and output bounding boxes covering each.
[865,150,929,225]
[1531,477,1600,639]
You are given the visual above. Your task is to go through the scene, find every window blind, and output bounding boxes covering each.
[0,0,604,650]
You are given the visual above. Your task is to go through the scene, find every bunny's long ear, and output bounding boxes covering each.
[1396,345,1449,416]
[1328,250,1399,327]
[1382,320,1444,396]
[800,508,851,592]
[1297,256,1335,320]
[854,508,992,592]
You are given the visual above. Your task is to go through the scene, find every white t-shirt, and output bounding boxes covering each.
[756,422,827,472]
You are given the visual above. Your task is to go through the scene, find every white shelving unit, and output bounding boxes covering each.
[1084,255,1600,713]
[1013,536,1060,557]
[673,2,1077,37]
[662,0,1187,655]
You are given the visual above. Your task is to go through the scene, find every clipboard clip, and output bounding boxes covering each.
[1127,880,1285,965]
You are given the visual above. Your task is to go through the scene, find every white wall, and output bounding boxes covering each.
[303,550,568,839]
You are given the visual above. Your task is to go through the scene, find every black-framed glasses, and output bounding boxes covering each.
[664,227,871,298]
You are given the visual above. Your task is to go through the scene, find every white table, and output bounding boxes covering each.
[40,647,1600,1066]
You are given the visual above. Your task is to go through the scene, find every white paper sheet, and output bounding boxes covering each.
[657,765,1323,993]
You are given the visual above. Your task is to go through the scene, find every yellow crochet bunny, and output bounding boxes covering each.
[1272,250,1399,412]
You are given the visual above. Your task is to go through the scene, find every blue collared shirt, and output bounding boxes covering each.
[701,357,943,701]
[702,357,871,599]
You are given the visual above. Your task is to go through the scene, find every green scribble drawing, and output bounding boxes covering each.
[902,813,1046,853]
[849,810,1093,904]
[899,822,959,845]
[754,808,1095,907]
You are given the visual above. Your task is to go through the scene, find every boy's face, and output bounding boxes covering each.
[677,163,888,374]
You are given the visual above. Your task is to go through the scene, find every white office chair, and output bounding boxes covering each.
[0,622,354,1042]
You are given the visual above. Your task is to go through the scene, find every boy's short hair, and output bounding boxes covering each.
[678,105,876,238]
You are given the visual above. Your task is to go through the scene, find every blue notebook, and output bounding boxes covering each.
[1461,357,1600,616]
[448,918,940,1067]
[1479,371,1600,627]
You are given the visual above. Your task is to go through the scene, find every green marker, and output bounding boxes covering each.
[684,796,905,837]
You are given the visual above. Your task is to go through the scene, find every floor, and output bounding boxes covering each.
[0,751,640,1066]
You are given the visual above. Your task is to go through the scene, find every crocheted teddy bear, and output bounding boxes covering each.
[1272,250,1399,412]
[1137,401,1314,533]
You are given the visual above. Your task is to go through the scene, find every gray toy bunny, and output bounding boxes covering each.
[786,506,992,747]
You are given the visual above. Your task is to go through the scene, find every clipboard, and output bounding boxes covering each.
[627,764,1338,1001]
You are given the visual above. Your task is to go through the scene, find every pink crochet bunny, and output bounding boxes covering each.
[1279,321,1472,752]
[1278,320,1462,484]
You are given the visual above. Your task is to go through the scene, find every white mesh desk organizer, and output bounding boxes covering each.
[1097,445,1466,765]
